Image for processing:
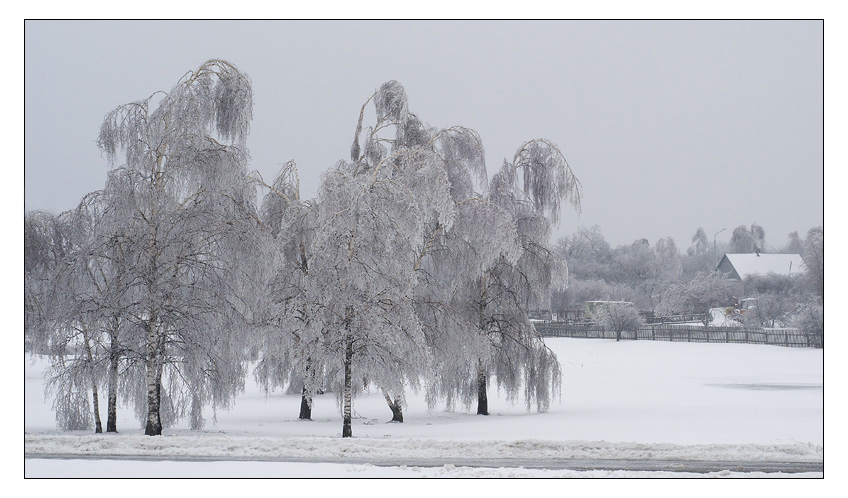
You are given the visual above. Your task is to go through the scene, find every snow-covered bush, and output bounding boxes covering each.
[591,302,644,341]
[792,299,824,348]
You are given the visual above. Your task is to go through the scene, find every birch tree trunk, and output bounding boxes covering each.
[297,362,313,421]
[382,388,403,423]
[144,366,162,435]
[476,360,489,416]
[107,325,119,432]
[299,387,313,420]
[342,332,353,438]
[91,384,103,434]
[476,277,490,416]
[299,358,313,420]
[144,320,164,436]
[190,393,203,430]
[82,328,103,433]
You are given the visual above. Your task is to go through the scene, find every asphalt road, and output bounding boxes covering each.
[26,454,823,474]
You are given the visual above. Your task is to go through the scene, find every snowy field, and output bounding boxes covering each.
[24,338,823,478]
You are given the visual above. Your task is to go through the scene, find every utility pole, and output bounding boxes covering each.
[714,228,726,270]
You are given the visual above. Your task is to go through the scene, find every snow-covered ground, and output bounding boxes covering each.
[24,338,823,478]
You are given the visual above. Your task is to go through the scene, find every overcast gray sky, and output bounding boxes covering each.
[24,20,823,250]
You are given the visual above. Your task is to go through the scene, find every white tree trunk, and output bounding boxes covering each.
[82,328,102,433]
[342,334,353,438]
[107,330,119,433]
[107,321,120,433]
[144,319,163,436]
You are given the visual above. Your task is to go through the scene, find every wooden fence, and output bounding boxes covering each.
[533,322,823,348]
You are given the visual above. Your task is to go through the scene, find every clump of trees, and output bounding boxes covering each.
[554,228,685,313]
[25,62,582,438]
[27,60,264,435]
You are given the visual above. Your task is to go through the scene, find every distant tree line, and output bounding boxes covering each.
[551,224,823,338]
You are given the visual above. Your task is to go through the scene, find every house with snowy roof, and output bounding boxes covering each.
[715,253,806,281]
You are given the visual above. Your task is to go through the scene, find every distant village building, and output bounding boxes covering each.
[715,253,806,281]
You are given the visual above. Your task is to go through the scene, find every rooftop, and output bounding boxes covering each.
[717,253,806,280]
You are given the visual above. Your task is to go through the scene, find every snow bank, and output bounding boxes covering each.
[24,433,823,463]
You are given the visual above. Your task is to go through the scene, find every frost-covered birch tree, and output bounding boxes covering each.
[464,140,581,414]
[96,59,261,435]
[342,83,582,419]
[48,195,111,433]
[729,224,765,254]
[804,226,823,301]
[414,136,582,416]
[358,84,495,422]
[25,193,127,433]
[591,302,644,341]
[348,82,536,423]
[250,161,325,421]
[25,210,68,354]
[298,81,462,436]
[68,191,136,433]
[307,156,452,436]
[414,196,522,414]
[782,231,806,256]
[682,227,714,278]
[25,208,100,431]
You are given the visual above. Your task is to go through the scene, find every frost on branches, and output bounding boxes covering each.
[25,66,581,439]
[96,60,263,435]
[254,81,581,436]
